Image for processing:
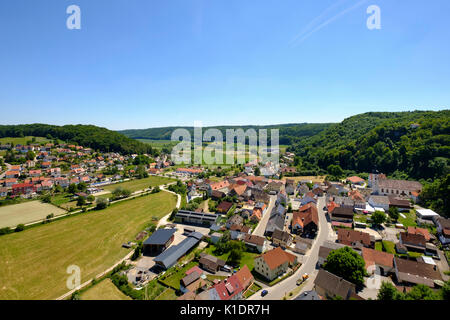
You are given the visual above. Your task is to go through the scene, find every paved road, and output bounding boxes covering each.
[248,196,331,300]
[252,195,276,236]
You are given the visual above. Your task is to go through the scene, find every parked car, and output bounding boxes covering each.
[261,290,268,297]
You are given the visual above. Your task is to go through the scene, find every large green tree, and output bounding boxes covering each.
[323,246,366,287]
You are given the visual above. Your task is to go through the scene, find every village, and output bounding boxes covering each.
[0,139,449,301]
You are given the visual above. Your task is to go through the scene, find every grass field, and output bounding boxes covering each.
[155,287,178,300]
[0,136,54,146]
[204,245,258,271]
[398,210,417,227]
[80,279,131,300]
[102,176,174,193]
[0,201,67,228]
[0,191,176,300]
[159,261,197,290]
[382,240,396,254]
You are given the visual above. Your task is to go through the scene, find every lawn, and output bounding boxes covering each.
[159,261,197,290]
[0,200,67,228]
[354,214,369,224]
[204,245,258,271]
[375,242,383,252]
[155,287,178,300]
[143,279,167,300]
[382,241,396,254]
[243,282,262,299]
[398,210,417,227]
[103,176,174,193]
[0,191,176,300]
[80,279,131,300]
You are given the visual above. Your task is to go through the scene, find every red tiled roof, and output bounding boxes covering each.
[258,247,296,270]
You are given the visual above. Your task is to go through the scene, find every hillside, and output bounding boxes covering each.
[119,123,333,145]
[0,124,156,155]
[289,110,450,180]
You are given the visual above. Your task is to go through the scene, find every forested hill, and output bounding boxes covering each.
[0,124,156,155]
[289,110,450,181]
[119,123,333,145]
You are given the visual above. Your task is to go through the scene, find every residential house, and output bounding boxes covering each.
[434,216,450,245]
[229,224,251,240]
[12,183,36,195]
[0,187,8,197]
[346,176,365,186]
[5,171,19,179]
[329,206,354,224]
[373,178,422,201]
[264,214,285,237]
[272,229,293,248]
[361,247,394,276]
[285,179,295,195]
[314,269,356,300]
[337,229,374,248]
[226,215,244,229]
[291,203,319,236]
[199,253,226,273]
[216,201,233,215]
[50,168,61,178]
[394,257,441,287]
[254,247,297,281]
[399,232,426,252]
[318,241,346,267]
[388,196,412,212]
[368,195,390,212]
[210,232,223,244]
[243,234,266,253]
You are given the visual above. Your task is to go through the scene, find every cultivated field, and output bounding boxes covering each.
[0,201,67,228]
[0,191,176,300]
[80,279,131,300]
[102,176,174,193]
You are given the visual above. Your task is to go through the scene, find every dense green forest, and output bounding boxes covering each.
[119,123,333,145]
[0,124,156,155]
[288,110,450,181]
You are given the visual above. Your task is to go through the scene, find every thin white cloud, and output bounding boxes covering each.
[290,0,349,45]
[291,0,369,47]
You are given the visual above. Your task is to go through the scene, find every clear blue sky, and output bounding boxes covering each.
[0,0,449,130]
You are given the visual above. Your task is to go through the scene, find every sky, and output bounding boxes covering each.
[0,0,449,130]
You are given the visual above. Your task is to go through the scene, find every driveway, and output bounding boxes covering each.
[248,196,331,300]
[252,195,276,236]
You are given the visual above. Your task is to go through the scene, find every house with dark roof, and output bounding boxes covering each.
[394,257,441,287]
[314,269,356,300]
[317,241,346,267]
[295,290,322,300]
[329,206,354,223]
[143,228,176,256]
[243,234,267,253]
[264,214,285,237]
[434,216,450,246]
[272,229,293,248]
[199,253,226,273]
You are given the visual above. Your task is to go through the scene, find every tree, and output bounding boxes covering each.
[41,193,51,203]
[371,211,386,226]
[77,196,86,207]
[323,246,366,287]
[87,195,95,203]
[95,198,108,210]
[377,281,404,300]
[254,167,261,176]
[15,224,25,232]
[26,150,35,161]
[228,249,242,266]
[441,280,450,300]
[388,207,399,221]
[68,183,78,194]
[405,284,439,300]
